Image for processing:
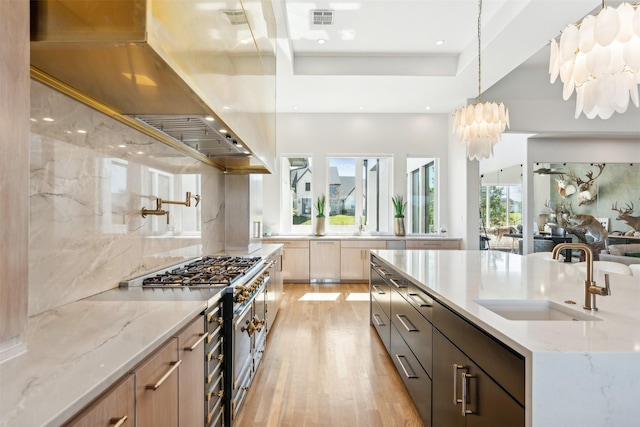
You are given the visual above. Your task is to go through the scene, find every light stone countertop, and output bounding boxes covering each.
[0,245,284,427]
[262,234,460,240]
[0,299,207,427]
[373,249,640,427]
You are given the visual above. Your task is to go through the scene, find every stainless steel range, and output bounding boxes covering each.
[133,254,272,427]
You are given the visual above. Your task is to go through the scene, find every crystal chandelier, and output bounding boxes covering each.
[549,2,640,119]
[453,0,510,161]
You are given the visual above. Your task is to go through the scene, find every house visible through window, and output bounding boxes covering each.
[407,158,437,234]
[284,157,312,232]
[327,157,391,234]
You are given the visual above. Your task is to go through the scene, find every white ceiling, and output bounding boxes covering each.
[272,0,608,114]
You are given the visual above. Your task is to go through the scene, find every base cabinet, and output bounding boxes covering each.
[432,330,524,427]
[136,338,180,427]
[310,240,341,281]
[177,317,206,427]
[390,324,432,425]
[370,254,525,427]
[64,374,135,427]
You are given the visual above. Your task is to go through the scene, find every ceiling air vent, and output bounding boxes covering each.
[311,9,334,25]
[222,10,248,25]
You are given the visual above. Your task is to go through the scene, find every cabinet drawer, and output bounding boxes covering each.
[206,369,224,418]
[370,268,391,317]
[433,300,525,406]
[405,239,460,249]
[371,298,391,353]
[391,290,433,376]
[390,325,432,426]
[64,374,135,427]
[274,240,309,249]
[341,240,387,249]
[406,282,434,322]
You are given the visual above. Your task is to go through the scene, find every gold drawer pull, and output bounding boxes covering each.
[146,360,181,390]
[185,333,208,351]
[109,415,128,427]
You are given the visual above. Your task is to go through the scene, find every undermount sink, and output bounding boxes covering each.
[474,299,602,321]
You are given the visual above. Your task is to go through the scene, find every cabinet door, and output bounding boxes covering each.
[466,361,525,427]
[136,338,180,427]
[340,247,365,280]
[342,241,386,281]
[177,317,206,427]
[309,240,340,281]
[282,247,309,282]
[432,330,466,427]
[433,330,524,427]
[65,374,134,427]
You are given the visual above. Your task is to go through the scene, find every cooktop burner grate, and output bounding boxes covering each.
[142,256,262,287]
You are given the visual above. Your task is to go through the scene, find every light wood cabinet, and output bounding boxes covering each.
[64,374,134,427]
[271,240,309,282]
[341,240,387,281]
[310,240,341,282]
[267,248,284,328]
[177,316,206,427]
[136,338,180,427]
[405,239,460,250]
[264,237,461,283]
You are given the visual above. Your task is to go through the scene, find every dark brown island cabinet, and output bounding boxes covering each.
[370,254,525,427]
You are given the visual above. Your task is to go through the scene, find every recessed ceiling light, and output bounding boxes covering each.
[240,39,250,44]
[425,106,431,110]
[137,151,144,155]
[318,39,326,45]
[77,129,87,134]
[223,106,230,110]
[205,116,215,122]
[118,144,126,148]
[436,39,445,46]
[43,117,54,122]
[220,129,227,133]
[292,106,298,110]
[359,106,365,110]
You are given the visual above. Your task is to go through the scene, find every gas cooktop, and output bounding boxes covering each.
[141,256,263,287]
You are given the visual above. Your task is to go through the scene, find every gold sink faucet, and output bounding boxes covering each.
[552,242,611,311]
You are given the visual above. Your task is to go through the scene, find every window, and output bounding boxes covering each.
[407,158,437,234]
[327,157,391,234]
[283,157,312,233]
[480,184,522,228]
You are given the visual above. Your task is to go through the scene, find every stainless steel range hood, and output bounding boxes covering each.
[30,0,276,174]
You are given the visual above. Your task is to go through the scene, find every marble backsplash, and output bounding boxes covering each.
[29,80,225,316]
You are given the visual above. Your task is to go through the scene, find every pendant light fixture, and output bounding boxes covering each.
[549,1,640,119]
[453,0,510,161]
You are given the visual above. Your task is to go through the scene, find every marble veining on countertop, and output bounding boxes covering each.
[373,249,640,427]
[0,299,206,427]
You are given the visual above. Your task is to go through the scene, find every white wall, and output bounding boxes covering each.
[264,113,452,235]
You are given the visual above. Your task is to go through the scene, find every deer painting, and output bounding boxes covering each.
[612,201,640,232]
[568,164,605,206]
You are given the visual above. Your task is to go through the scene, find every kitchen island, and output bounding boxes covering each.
[372,249,640,427]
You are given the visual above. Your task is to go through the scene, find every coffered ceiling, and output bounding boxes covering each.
[272,0,608,114]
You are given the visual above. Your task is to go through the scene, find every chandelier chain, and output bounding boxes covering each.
[477,0,482,103]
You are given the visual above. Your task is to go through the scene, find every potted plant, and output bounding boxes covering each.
[392,195,406,236]
[314,194,326,236]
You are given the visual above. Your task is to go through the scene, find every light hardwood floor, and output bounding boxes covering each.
[234,283,424,427]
